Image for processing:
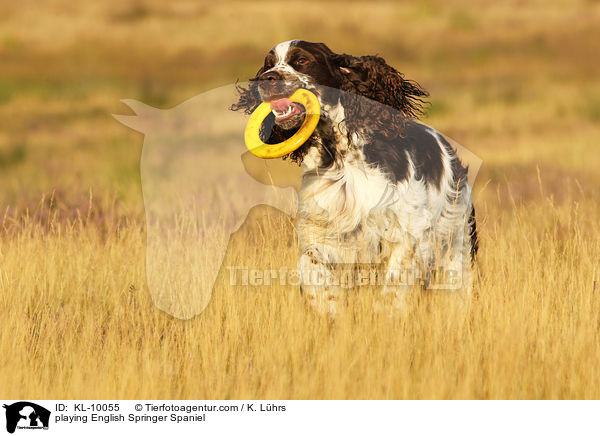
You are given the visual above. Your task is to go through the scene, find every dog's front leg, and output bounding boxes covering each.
[379,230,418,313]
[298,250,342,317]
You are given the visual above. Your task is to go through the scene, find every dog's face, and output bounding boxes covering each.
[256,40,342,130]
[231,40,429,166]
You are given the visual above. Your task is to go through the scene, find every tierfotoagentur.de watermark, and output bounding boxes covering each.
[226,266,462,289]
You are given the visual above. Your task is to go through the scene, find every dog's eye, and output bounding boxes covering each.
[295,57,309,66]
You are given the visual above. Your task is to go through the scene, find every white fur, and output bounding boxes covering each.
[267,42,475,315]
[267,41,313,87]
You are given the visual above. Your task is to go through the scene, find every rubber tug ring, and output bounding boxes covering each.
[244,89,321,159]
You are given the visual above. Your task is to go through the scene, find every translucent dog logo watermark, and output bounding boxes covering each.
[114,83,481,319]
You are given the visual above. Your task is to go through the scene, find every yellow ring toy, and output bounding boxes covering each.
[244,89,321,159]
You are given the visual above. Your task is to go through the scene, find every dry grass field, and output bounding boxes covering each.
[1,0,600,399]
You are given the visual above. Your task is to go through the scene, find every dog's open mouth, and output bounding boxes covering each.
[270,98,306,126]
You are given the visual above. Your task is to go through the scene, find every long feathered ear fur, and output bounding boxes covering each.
[230,66,265,114]
[332,53,429,140]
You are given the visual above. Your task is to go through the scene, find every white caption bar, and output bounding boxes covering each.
[0,400,597,435]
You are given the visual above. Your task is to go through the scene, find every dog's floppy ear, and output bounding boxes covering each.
[230,66,265,114]
[333,53,428,118]
[332,53,428,140]
[332,53,365,83]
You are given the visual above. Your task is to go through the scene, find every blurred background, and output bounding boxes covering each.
[2,0,599,215]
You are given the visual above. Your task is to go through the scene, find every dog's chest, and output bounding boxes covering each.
[297,162,391,233]
[297,157,440,244]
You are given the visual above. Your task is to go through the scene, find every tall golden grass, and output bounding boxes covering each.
[1,189,599,399]
[1,0,600,398]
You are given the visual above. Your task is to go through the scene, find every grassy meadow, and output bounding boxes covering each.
[1,0,600,399]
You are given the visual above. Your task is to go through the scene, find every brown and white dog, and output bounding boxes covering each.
[232,40,478,314]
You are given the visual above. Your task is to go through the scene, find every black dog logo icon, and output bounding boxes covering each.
[3,402,50,433]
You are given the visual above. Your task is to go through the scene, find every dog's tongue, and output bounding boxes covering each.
[270,98,293,112]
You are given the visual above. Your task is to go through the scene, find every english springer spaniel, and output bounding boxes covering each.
[232,40,478,315]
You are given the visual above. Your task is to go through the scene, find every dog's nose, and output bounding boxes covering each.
[259,70,282,82]
[258,70,285,97]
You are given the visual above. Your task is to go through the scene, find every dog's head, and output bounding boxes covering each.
[232,40,428,167]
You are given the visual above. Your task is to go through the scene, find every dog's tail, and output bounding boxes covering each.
[468,205,479,262]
